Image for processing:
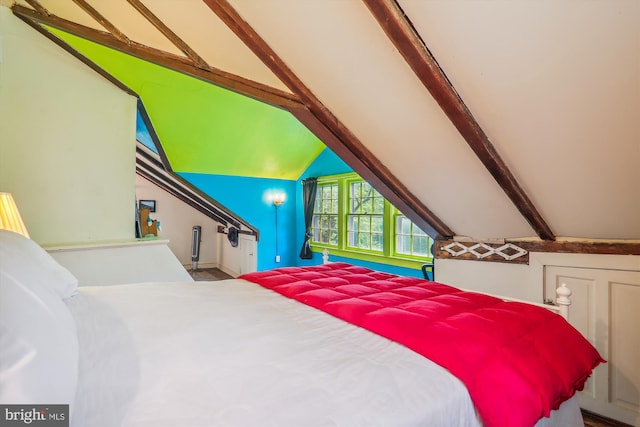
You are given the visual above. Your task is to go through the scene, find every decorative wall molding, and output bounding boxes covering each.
[436,240,529,264]
[443,241,528,261]
[435,238,640,264]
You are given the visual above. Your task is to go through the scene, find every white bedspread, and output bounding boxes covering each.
[66,279,582,427]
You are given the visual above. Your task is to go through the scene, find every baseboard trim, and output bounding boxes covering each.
[581,409,633,427]
[184,262,218,270]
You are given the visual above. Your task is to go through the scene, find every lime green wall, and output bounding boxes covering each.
[50,28,325,180]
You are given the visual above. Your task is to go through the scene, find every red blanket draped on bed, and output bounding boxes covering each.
[239,262,603,427]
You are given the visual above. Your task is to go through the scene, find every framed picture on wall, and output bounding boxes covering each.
[139,199,156,213]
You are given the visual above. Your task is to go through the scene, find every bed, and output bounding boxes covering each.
[0,229,603,427]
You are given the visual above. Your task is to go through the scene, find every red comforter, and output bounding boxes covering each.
[239,262,604,427]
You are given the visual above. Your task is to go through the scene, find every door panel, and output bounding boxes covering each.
[545,266,640,425]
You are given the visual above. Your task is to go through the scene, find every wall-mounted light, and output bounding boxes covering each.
[0,192,30,238]
[272,193,286,207]
[272,192,286,263]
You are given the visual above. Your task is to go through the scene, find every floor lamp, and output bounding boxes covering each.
[273,193,286,263]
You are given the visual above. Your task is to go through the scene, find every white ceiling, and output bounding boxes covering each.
[14,0,640,240]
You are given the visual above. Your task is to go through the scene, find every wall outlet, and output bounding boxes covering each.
[275,255,281,263]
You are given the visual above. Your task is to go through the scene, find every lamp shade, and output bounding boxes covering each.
[0,192,30,238]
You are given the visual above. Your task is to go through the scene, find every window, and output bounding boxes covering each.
[312,182,339,246]
[395,215,431,257]
[347,181,384,252]
[310,173,433,268]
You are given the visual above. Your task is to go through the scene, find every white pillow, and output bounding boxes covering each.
[0,269,79,411]
[0,230,78,299]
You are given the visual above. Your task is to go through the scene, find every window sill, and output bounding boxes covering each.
[310,245,431,270]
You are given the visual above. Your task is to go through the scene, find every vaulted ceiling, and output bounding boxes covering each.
[11,0,640,243]
[46,27,327,180]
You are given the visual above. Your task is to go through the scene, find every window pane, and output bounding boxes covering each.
[372,233,383,251]
[329,216,338,230]
[358,232,370,249]
[371,216,383,232]
[373,196,384,214]
[412,236,429,256]
[320,216,328,228]
[321,230,328,243]
[398,217,411,234]
[362,182,372,195]
[323,186,331,198]
[331,199,338,213]
[397,235,410,254]
[329,230,338,245]
[360,216,370,230]
[413,225,427,236]
[348,231,357,247]
[393,215,433,257]
[350,182,360,199]
[361,196,371,214]
[348,215,358,231]
[311,216,319,241]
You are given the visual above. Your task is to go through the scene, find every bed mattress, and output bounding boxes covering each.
[66,279,582,427]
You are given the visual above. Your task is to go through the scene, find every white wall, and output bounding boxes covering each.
[0,7,137,246]
[436,252,640,303]
[135,174,220,267]
[49,240,193,286]
[218,233,257,278]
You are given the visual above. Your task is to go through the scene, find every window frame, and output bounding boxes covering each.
[311,180,340,248]
[345,177,385,253]
[309,173,433,270]
[392,210,433,260]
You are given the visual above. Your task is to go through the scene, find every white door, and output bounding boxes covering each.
[545,266,640,425]
[239,235,257,275]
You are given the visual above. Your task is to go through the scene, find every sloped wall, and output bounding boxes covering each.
[135,174,220,267]
[0,7,137,245]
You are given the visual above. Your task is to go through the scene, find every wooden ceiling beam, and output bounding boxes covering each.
[125,0,209,70]
[24,0,49,16]
[363,0,556,241]
[288,106,448,239]
[203,0,454,239]
[435,238,640,260]
[12,4,301,110]
[71,0,130,45]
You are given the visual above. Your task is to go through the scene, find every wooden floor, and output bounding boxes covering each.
[185,266,233,281]
[185,269,630,427]
[581,410,633,427]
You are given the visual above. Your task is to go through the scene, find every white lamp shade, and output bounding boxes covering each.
[0,193,30,238]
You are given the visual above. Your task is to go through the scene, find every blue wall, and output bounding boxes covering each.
[180,172,296,271]
[180,148,424,278]
[298,148,352,180]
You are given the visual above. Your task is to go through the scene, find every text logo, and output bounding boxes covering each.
[0,405,68,427]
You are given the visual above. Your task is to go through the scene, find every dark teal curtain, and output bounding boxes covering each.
[299,178,317,259]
